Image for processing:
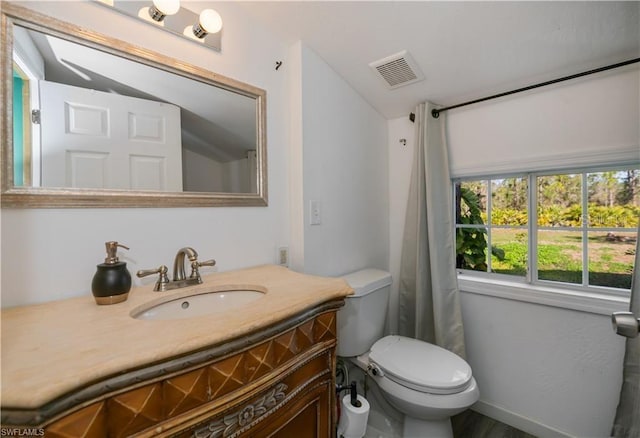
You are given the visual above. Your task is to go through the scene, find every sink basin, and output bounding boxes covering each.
[132,288,265,321]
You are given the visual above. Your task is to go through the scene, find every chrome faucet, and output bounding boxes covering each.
[137,247,216,292]
[173,247,199,282]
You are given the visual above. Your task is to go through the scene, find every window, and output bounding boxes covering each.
[455,167,639,291]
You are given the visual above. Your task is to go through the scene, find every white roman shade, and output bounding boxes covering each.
[446,68,640,178]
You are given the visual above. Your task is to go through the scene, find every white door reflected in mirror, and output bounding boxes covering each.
[40,81,183,191]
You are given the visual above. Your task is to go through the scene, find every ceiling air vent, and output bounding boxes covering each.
[369,50,424,90]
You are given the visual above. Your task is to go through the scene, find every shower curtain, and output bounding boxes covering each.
[398,102,466,358]
[612,223,640,437]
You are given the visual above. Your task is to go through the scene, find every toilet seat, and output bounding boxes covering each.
[369,335,472,395]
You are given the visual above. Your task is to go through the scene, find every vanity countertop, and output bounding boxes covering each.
[1,265,353,409]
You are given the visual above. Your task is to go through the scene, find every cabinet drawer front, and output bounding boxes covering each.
[185,353,333,438]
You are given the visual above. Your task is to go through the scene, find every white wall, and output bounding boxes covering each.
[182,148,225,192]
[387,116,415,334]
[286,41,305,273]
[387,70,638,436]
[292,44,389,277]
[461,293,626,437]
[1,1,290,307]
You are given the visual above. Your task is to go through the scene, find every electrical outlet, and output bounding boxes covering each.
[277,246,289,267]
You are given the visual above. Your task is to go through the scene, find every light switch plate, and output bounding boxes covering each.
[310,200,321,225]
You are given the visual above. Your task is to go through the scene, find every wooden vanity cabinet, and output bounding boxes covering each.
[32,302,342,438]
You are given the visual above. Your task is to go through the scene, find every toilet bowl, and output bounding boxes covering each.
[338,269,479,438]
[354,336,479,437]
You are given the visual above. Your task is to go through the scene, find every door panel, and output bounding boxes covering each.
[66,151,108,188]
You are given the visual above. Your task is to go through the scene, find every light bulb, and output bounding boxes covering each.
[193,8,222,38]
[149,0,180,21]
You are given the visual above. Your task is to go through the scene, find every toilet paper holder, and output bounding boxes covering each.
[336,380,362,408]
[336,383,370,438]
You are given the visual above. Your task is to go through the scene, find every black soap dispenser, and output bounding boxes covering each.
[91,241,132,305]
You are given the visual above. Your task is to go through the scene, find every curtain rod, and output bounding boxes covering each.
[426,57,640,119]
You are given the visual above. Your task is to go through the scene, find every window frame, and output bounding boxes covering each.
[453,164,639,298]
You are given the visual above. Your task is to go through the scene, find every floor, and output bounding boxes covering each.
[340,359,534,438]
[361,409,535,438]
[451,410,537,438]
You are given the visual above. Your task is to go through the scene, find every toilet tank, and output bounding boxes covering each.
[337,269,392,357]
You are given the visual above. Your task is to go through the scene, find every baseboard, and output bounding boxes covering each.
[471,400,574,438]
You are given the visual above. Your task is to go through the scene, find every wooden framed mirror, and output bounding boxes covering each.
[1,3,267,208]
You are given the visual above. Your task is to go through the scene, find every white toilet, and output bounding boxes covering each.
[337,269,479,438]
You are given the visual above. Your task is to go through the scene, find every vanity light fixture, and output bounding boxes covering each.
[95,0,222,51]
[192,9,223,38]
[148,0,181,22]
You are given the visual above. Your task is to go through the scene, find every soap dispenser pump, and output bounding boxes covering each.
[91,241,132,305]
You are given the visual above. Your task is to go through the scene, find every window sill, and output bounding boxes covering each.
[457,274,630,316]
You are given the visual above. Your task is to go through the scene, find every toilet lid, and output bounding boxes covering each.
[369,335,472,395]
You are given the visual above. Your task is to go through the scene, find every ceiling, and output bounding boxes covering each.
[236,1,640,119]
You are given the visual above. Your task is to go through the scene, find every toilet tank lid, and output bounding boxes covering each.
[341,269,392,297]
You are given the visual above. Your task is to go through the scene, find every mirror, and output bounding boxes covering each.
[1,3,267,207]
